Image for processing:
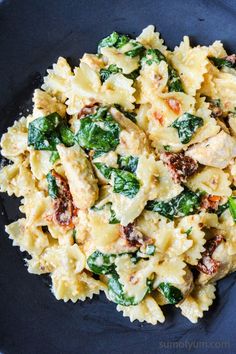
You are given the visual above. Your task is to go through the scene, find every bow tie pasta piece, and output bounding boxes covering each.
[176,284,216,323]
[41,57,73,103]
[186,166,232,197]
[51,269,106,303]
[57,144,99,210]
[213,71,236,113]
[100,47,139,74]
[66,63,135,114]
[219,209,236,256]
[170,36,209,96]
[6,218,49,256]
[153,257,186,285]
[117,295,165,325]
[0,161,36,198]
[0,117,28,158]
[136,25,167,54]
[207,40,227,58]
[29,150,53,180]
[80,53,106,71]
[136,61,169,104]
[20,191,53,226]
[31,89,66,121]
[178,215,206,266]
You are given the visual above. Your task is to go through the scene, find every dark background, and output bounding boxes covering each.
[0,1,236,353]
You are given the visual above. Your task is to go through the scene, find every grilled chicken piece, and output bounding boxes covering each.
[186,131,236,168]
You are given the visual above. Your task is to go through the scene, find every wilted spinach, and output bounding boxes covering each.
[50,151,60,164]
[98,32,130,53]
[216,202,229,216]
[113,169,140,198]
[28,112,75,151]
[125,67,141,81]
[76,107,121,153]
[141,48,166,65]
[229,196,236,222]
[124,40,145,57]
[108,271,153,306]
[118,155,139,173]
[87,250,116,275]
[46,172,58,199]
[168,66,184,92]
[114,104,137,123]
[109,204,120,224]
[171,113,204,144]
[94,162,114,179]
[100,64,122,83]
[146,189,202,219]
[158,282,183,304]
[209,56,236,69]
[94,162,140,199]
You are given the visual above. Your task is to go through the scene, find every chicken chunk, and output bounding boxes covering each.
[57,145,99,209]
[186,131,236,168]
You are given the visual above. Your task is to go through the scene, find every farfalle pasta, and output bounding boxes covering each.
[1,25,236,325]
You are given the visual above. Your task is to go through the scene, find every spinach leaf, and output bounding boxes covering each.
[185,227,193,236]
[229,196,236,222]
[125,67,140,80]
[113,169,140,198]
[114,104,137,123]
[59,124,75,146]
[216,202,229,216]
[92,150,107,159]
[158,282,183,304]
[94,162,114,179]
[72,228,77,244]
[118,155,139,173]
[28,112,75,151]
[124,40,145,58]
[98,32,130,53]
[168,66,184,92]
[28,113,62,151]
[108,272,137,306]
[50,151,60,164]
[94,162,140,198]
[146,189,201,220]
[46,172,58,199]
[76,107,121,152]
[109,204,120,224]
[100,64,122,83]
[163,145,171,152]
[87,250,116,275]
[116,34,130,48]
[171,113,204,144]
[108,272,154,306]
[141,48,166,65]
[209,56,236,69]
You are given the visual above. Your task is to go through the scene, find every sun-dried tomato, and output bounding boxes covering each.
[160,152,198,183]
[197,235,224,275]
[51,170,74,227]
[121,223,149,248]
